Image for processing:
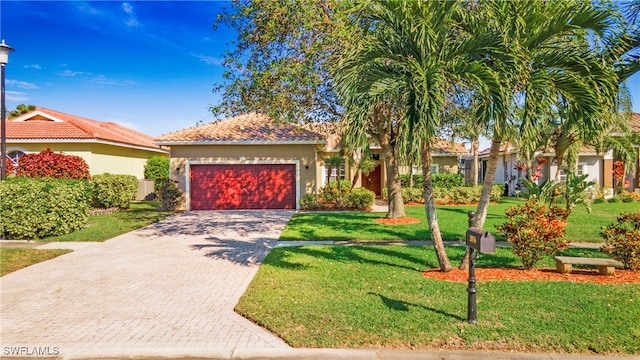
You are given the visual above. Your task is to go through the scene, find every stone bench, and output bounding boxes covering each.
[554,256,624,276]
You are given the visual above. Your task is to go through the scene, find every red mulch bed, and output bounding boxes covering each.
[375,217,421,225]
[422,268,640,284]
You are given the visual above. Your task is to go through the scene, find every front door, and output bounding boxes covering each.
[362,165,382,195]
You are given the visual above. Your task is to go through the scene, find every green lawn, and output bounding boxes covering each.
[43,201,173,242]
[0,248,72,276]
[281,198,639,242]
[236,245,640,354]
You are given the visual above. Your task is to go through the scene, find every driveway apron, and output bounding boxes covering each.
[0,210,293,357]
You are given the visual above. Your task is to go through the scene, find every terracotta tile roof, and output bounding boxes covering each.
[430,139,469,155]
[155,113,325,144]
[7,107,163,151]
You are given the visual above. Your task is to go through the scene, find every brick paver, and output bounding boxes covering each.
[0,210,293,357]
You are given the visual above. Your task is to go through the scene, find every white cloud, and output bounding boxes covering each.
[6,91,28,102]
[6,80,38,90]
[190,53,223,66]
[24,64,42,70]
[122,2,141,28]
[57,69,135,86]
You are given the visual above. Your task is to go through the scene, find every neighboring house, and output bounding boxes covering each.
[5,107,168,179]
[466,112,640,195]
[467,144,615,196]
[156,113,470,210]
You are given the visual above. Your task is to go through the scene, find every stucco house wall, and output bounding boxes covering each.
[168,144,321,210]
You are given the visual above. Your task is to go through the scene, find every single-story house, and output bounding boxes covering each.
[155,113,470,210]
[465,112,640,195]
[5,107,168,180]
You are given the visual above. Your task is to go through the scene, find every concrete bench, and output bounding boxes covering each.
[554,256,624,276]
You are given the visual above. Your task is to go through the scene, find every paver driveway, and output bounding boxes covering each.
[0,210,293,358]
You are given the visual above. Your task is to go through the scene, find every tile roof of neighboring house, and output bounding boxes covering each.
[430,139,469,155]
[7,107,165,152]
[155,113,326,145]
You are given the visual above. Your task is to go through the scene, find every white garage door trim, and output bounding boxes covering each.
[186,159,300,211]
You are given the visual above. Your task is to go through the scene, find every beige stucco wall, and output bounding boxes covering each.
[7,142,167,179]
[169,143,321,210]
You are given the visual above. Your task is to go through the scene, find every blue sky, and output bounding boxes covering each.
[1,1,639,140]
[1,1,234,136]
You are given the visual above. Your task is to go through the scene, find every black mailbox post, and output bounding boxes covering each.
[465,211,495,324]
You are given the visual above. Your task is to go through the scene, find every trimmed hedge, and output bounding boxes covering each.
[144,156,170,180]
[385,184,503,205]
[93,173,138,209]
[300,185,375,211]
[0,178,92,240]
[400,173,464,189]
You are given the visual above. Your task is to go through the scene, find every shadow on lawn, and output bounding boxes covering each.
[268,245,439,272]
[283,212,432,241]
[368,292,465,321]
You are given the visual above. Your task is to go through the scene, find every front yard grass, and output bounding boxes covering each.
[1,248,72,276]
[236,245,640,354]
[281,198,639,242]
[43,201,173,242]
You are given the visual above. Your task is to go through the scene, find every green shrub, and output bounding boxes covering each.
[0,178,92,239]
[495,199,569,269]
[593,197,606,204]
[319,180,352,207]
[93,173,138,209]
[144,156,169,180]
[154,178,181,211]
[432,173,464,189]
[600,212,640,270]
[387,184,502,205]
[300,193,321,210]
[400,174,423,188]
[608,196,621,203]
[401,187,424,203]
[345,188,375,210]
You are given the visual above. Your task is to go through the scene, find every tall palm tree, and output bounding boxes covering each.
[336,0,499,271]
[462,0,622,230]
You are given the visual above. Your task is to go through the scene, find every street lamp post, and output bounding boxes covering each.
[1,39,15,181]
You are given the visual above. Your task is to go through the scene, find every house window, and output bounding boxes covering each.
[559,163,586,182]
[325,163,346,182]
[7,150,26,166]
[431,164,439,174]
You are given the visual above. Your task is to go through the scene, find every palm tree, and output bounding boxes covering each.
[336,0,499,271]
[462,0,623,231]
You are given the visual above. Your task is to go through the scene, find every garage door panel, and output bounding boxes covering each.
[190,164,296,210]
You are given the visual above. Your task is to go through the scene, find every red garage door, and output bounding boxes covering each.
[190,164,296,210]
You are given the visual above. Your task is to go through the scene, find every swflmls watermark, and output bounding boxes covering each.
[3,346,60,356]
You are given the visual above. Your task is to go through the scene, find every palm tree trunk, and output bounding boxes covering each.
[554,155,563,180]
[472,138,479,186]
[459,138,502,270]
[472,137,502,228]
[383,142,406,219]
[422,141,452,272]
